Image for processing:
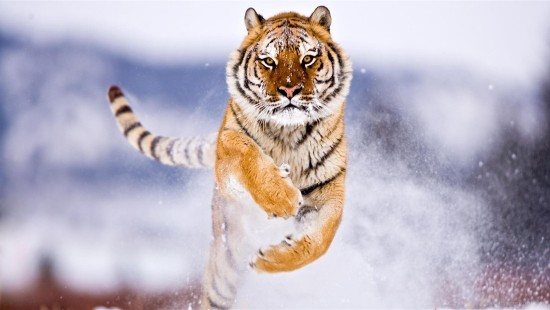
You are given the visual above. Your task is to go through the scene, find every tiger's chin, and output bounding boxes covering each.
[269,108,311,126]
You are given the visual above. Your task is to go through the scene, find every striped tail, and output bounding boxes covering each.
[107,85,216,168]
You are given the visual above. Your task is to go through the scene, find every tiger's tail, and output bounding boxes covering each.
[107,86,216,168]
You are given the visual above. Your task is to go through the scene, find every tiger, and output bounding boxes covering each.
[106,6,352,309]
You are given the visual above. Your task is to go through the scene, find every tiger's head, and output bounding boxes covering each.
[227,6,352,126]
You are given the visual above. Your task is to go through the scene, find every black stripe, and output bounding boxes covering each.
[325,49,336,90]
[123,122,142,137]
[229,103,260,146]
[286,23,307,31]
[232,48,247,73]
[253,66,261,81]
[257,120,278,141]
[108,86,124,102]
[265,36,276,47]
[211,275,233,301]
[137,130,151,152]
[211,242,237,303]
[150,136,162,160]
[232,46,252,80]
[243,46,255,89]
[300,167,345,196]
[296,204,319,221]
[323,71,351,102]
[248,80,262,88]
[287,123,304,137]
[166,138,178,165]
[315,76,334,84]
[319,50,337,100]
[197,141,205,166]
[324,68,351,102]
[289,18,308,25]
[327,42,345,71]
[326,45,335,64]
[241,77,262,102]
[269,20,287,29]
[220,212,241,272]
[235,81,260,106]
[232,46,262,104]
[267,19,308,35]
[114,105,132,117]
[317,61,324,72]
[211,256,237,300]
[251,66,264,88]
[321,77,342,101]
[295,122,317,147]
[184,138,193,164]
[271,17,307,25]
[306,133,344,174]
[223,249,239,282]
[323,83,344,102]
[321,43,346,100]
[298,116,340,151]
[207,295,229,310]
[213,255,238,296]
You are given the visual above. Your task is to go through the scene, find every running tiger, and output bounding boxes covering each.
[107,6,351,309]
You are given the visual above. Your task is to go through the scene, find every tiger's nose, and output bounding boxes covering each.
[278,85,303,99]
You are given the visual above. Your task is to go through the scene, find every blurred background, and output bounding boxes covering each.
[0,1,549,309]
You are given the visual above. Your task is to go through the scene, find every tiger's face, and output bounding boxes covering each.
[227,6,352,126]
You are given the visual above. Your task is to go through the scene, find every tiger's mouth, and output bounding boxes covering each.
[258,96,326,126]
[271,102,310,114]
[275,103,300,112]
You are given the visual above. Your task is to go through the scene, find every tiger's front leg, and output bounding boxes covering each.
[216,129,303,219]
[251,173,345,272]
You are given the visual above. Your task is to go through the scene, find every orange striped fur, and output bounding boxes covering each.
[107,6,351,309]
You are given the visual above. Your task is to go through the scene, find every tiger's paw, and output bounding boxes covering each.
[253,163,302,219]
[250,234,315,273]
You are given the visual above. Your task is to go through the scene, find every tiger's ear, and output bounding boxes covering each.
[245,8,264,31]
[310,6,331,32]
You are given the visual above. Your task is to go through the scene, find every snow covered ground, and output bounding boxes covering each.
[1,1,549,308]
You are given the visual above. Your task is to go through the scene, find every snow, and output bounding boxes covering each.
[236,152,486,307]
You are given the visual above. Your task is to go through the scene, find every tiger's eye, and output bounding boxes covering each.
[303,56,312,64]
[260,57,276,69]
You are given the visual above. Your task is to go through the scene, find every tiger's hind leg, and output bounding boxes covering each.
[201,192,245,309]
[201,242,241,309]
